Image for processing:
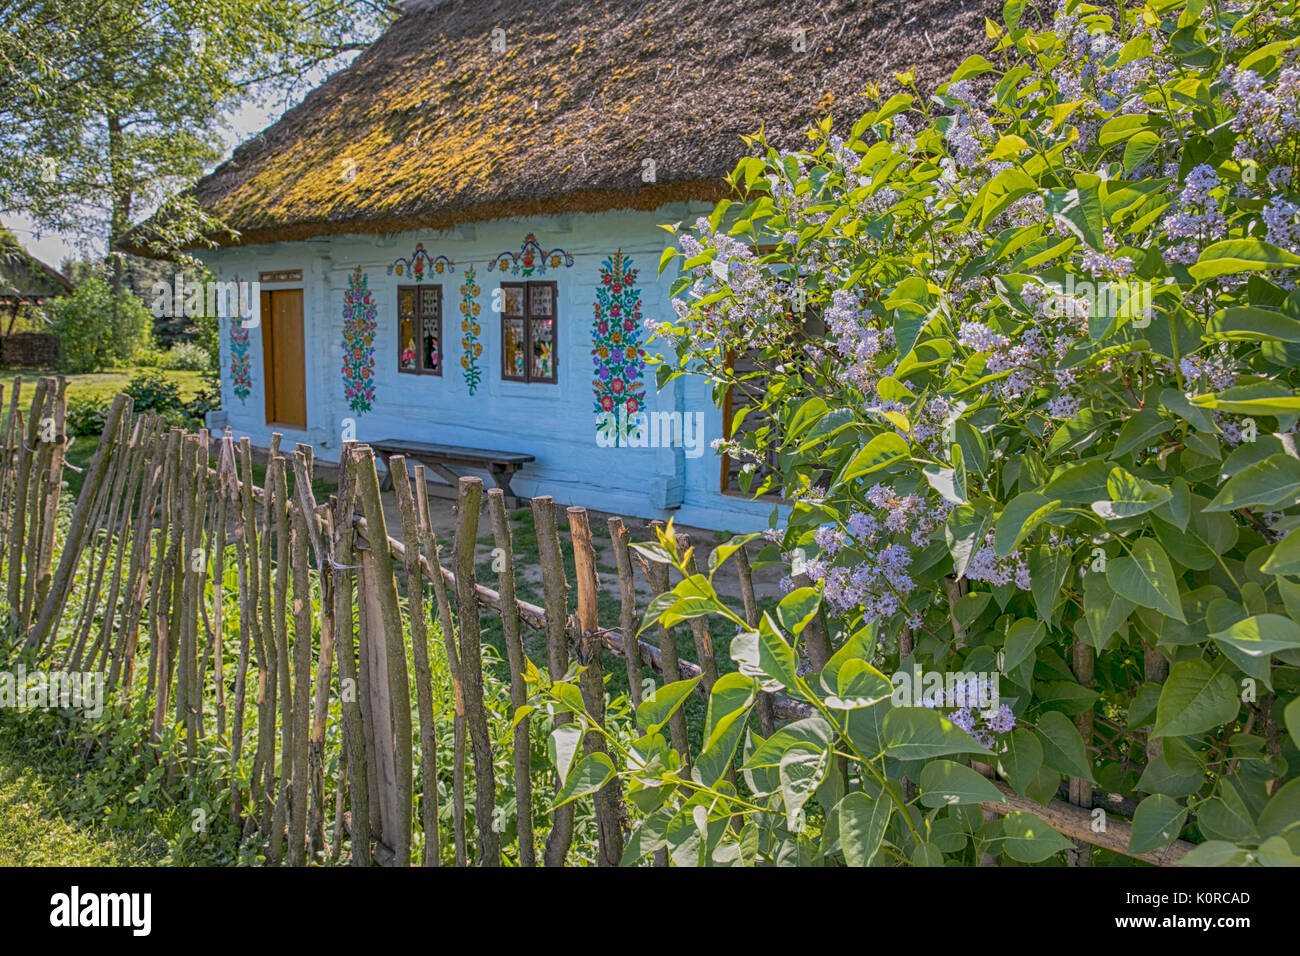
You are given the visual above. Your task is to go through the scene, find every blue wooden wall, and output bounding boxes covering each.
[200,205,779,533]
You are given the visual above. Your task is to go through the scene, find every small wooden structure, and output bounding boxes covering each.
[371,438,534,506]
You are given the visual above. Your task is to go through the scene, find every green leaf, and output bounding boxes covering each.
[918,760,1007,807]
[1043,458,1113,503]
[1261,526,1300,575]
[758,614,802,691]
[1152,659,1240,738]
[552,753,616,810]
[1107,538,1185,621]
[999,727,1043,797]
[838,432,909,485]
[1211,614,1300,657]
[1286,696,1300,751]
[980,167,1038,228]
[1123,130,1161,174]
[1070,172,1106,250]
[1003,618,1046,672]
[1036,710,1095,782]
[779,747,828,830]
[994,492,1060,557]
[1205,454,1300,512]
[836,790,891,866]
[1128,794,1189,855]
[548,723,584,782]
[945,504,993,579]
[635,676,701,735]
[883,707,991,759]
[1001,811,1075,862]
[1189,239,1300,281]
[777,587,822,635]
[1092,466,1172,520]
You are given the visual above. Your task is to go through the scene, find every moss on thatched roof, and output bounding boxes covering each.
[153,0,996,250]
[0,227,74,305]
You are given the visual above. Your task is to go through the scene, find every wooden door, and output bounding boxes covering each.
[260,288,306,428]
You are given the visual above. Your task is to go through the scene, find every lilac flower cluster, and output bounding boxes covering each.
[965,531,1031,590]
[1179,346,1239,392]
[1162,164,1227,265]
[950,704,1017,749]
[1262,198,1300,250]
[1220,66,1300,163]
[815,486,954,625]
[825,289,895,390]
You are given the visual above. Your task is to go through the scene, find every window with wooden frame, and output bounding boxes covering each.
[398,285,443,375]
[500,281,558,384]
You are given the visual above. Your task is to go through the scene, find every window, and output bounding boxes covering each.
[398,285,443,375]
[501,281,557,383]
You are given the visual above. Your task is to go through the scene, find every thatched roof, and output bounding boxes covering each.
[146,0,997,251]
[0,227,74,306]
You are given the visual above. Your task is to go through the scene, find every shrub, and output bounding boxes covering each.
[124,371,191,427]
[65,394,111,437]
[624,0,1300,866]
[47,277,154,373]
[159,341,212,371]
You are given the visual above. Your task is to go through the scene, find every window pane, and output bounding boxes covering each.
[399,315,416,370]
[399,288,415,316]
[530,317,555,380]
[422,316,441,373]
[503,317,525,378]
[529,284,554,318]
[503,286,525,317]
[420,287,440,315]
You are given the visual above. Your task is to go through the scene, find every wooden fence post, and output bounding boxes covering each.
[488,488,534,866]
[532,495,575,866]
[568,507,624,867]
[390,456,442,866]
[607,517,643,710]
[451,476,500,867]
[353,445,414,866]
[414,469,467,867]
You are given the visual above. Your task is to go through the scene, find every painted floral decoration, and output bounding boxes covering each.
[592,251,646,444]
[341,266,378,414]
[489,233,574,276]
[459,266,483,394]
[387,242,453,281]
[229,316,252,404]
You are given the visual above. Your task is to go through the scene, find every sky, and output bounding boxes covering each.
[6,63,345,270]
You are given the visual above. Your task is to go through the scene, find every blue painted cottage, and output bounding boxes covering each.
[144,0,982,529]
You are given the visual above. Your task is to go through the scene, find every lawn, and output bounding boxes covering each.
[0,366,207,404]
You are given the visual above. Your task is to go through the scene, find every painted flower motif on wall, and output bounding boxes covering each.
[229,317,252,404]
[387,242,453,281]
[592,251,646,444]
[489,233,575,276]
[341,266,378,414]
[459,266,483,395]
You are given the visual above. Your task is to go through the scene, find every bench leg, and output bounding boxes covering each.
[490,465,522,509]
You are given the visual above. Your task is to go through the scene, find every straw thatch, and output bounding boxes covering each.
[140,0,996,251]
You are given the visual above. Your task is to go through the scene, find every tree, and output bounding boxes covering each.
[0,0,396,278]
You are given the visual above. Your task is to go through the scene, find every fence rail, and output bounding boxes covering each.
[0,379,1191,866]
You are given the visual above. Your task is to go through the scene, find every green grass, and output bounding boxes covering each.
[0,742,159,866]
[0,366,207,405]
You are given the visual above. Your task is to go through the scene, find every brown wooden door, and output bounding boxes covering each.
[260,289,306,428]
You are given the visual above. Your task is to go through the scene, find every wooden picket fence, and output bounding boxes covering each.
[0,379,1191,866]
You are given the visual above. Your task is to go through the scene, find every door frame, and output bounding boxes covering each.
[260,286,308,430]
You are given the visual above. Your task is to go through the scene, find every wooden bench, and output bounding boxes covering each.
[370,439,535,507]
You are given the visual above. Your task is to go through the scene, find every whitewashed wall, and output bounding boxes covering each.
[200,205,781,532]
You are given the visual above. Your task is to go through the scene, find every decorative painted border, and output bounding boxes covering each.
[592,251,646,444]
[387,242,454,281]
[458,267,483,395]
[341,266,378,414]
[488,233,574,276]
[229,317,251,404]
